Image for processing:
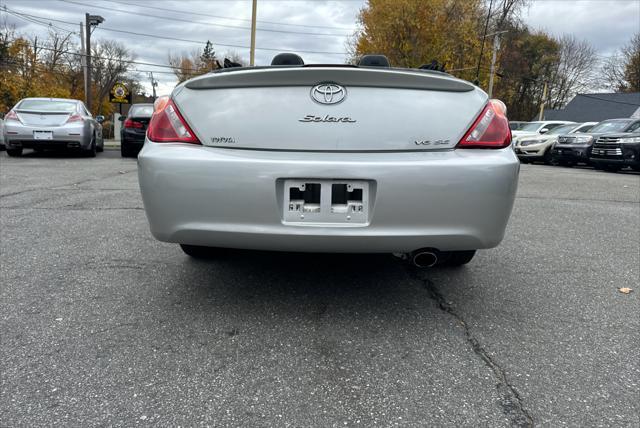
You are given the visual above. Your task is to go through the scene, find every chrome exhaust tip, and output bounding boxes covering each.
[411,250,439,268]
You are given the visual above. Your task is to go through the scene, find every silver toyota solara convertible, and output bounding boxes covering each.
[3,98,104,157]
[138,54,519,267]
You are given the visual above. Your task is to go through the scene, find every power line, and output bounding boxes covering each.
[3,7,348,56]
[58,0,351,37]
[1,36,202,72]
[104,0,356,32]
[3,6,79,35]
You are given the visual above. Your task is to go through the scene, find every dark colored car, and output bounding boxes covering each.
[551,118,640,167]
[590,132,640,172]
[120,103,153,157]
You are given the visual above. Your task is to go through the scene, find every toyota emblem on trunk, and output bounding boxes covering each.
[311,83,346,105]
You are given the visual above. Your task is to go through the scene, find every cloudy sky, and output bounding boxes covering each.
[2,0,639,96]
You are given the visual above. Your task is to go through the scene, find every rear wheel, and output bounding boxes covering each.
[6,148,22,157]
[180,244,223,259]
[121,141,135,157]
[84,135,96,158]
[444,250,476,266]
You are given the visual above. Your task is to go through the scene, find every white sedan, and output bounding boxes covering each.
[137,54,519,267]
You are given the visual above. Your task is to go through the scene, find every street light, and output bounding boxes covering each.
[85,13,105,112]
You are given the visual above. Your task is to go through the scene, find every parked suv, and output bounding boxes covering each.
[120,103,153,157]
[552,118,640,167]
[514,122,596,164]
[590,132,640,172]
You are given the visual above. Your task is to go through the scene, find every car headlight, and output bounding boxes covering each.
[574,136,593,144]
[619,136,640,144]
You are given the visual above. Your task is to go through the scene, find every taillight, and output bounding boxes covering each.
[124,118,143,129]
[5,110,20,122]
[66,114,83,123]
[457,99,511,149]
[147,96,200,144]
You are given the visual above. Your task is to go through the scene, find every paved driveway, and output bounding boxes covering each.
[1,151,638,426]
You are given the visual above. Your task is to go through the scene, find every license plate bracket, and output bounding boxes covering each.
[33,131,53,140]
[282,179,371,225]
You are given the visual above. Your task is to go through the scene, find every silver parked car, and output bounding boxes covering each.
[3,98,104,157]
[137,54,519,267]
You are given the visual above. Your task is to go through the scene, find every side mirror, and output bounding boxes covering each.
[118,116,125,122]
[539,128,549,134]
[96,115,105,123]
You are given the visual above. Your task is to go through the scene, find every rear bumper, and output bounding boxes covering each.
[590,157,640,167]
[515,149,544,160]
[590,144,640,167]
[121,129,146,144]
[515,143,551,160]
[4,123,90,149]
[137,143,519,253]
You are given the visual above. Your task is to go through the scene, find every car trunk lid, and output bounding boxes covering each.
[16,110,73,127]
[174,67,488,152]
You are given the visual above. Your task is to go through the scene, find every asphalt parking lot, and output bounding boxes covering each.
[1,150,638,427]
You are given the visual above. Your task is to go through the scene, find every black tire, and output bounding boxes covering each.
[84,135,96,158]
[444,250,476,266]
[180,244,222,259]
[121,141,135,158]
[6,148,22,157]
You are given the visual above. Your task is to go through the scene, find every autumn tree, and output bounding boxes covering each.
[200,40,217,72]
[351,0,486,81]
[0,24,139,117]
[169,40,220,83]
[91,39,135,114]
[600,33,639,93]
[546,35,597,109]
[492,24,560,120]
[621,33,640,92]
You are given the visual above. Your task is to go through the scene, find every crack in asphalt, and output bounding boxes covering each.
[0,169,137,199]
[410,269,534,427]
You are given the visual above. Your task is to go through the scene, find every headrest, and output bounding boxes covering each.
[271,53,305,66]
[358,55,390,67]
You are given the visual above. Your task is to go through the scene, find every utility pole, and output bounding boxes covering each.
[538,80,548,121]
[148,72,158,101]
[80,22,88,108]
[85,13,92,112]
[249,0,257,66]
[474,0,493,85]
[84,13,104,113]
[487,30,508,98]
